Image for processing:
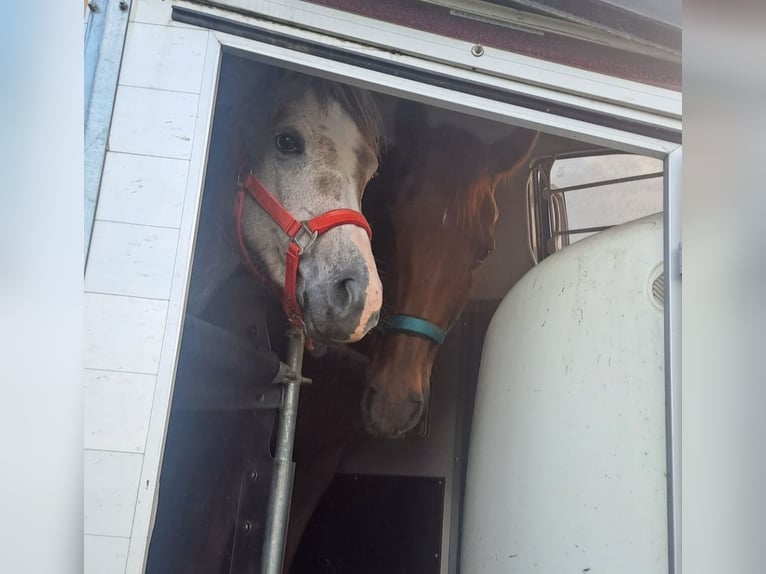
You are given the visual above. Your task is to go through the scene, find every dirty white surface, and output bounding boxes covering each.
[461,213,667,573]
[83,2,217,572]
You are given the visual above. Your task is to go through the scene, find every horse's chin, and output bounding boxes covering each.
[303,310,377,346]
[303,316,355,346]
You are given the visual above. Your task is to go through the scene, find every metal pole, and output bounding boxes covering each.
[261,328,305,574]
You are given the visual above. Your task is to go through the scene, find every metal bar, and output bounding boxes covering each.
[528,147,618,167]
[84,0,130,261]
[553,225,612,235]
[84,0,108,115]
[261,328,305,574]
[663,146,682,574]
[551,171,663,194]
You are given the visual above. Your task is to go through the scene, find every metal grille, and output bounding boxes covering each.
[527,149,663,263]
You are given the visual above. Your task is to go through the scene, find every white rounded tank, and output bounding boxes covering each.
[461,213,667,573]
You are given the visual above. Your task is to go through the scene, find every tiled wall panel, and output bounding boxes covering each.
[84,3,217,572]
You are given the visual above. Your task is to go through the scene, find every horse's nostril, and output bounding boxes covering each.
[331,276,363,316]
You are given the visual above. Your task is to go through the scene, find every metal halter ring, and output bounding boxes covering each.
[291,222,319,255]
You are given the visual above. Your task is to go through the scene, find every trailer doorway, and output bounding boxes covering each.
[126,7,680,574]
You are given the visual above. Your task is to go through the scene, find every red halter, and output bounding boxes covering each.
[234,173,372,331]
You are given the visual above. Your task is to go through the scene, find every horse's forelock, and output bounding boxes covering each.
[312,78,383,159]
[256,68,383,158]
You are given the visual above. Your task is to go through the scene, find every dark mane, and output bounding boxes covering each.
[375,124,493,230]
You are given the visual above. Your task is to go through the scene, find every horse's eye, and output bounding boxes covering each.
[275,133,302,154]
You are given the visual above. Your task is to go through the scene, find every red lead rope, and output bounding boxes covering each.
[234,173,372,331]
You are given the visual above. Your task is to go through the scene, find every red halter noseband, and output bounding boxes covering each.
[234,172,372,331]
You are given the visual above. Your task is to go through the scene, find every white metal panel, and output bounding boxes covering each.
[124,31,222,574]
[194,0,681,120]
[84,293,169,374]
[84,534,130,574]
[85,221,179,300]
[119,23,209,93]
[84,370,156,453]
[216,30,677,157]
[108,86,199,160]
[95,153,189,228]
[84,450,145,537]
[461,213,667,573]
[83,11,218,574]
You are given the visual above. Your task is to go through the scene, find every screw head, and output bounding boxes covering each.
[471,44,484,57]
[239,520,252,534]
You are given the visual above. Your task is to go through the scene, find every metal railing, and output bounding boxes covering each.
[527,150,663,262]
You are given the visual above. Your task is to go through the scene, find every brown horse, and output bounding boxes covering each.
[362,101,539,437]
[286,100,538,571]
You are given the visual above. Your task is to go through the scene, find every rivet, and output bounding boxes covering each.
[248,470,257,481]
[471,44,484,57]
[119,0,128,10]
[239,520,252,534]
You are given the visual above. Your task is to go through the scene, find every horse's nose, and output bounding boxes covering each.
[361,386,425,438]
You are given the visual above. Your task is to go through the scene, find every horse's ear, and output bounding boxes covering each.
[486,129,539,183]
[393,99,428,150]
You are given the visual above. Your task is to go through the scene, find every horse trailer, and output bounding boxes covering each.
[83,1,681,573]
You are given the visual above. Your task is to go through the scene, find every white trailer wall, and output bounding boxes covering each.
[84,3,218,572]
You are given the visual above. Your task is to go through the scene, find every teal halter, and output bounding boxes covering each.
[384,314,459,346]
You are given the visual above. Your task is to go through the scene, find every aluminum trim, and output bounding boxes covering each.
[210,27,678,156]
[179,0,681,118]
[664,145,682,574]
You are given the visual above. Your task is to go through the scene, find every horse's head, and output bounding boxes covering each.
[361,101,538,437]
[238,70,383,343]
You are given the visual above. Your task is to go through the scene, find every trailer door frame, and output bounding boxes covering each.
[125,5,681,573]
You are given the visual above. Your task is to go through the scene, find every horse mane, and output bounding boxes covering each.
[375,124,493,232]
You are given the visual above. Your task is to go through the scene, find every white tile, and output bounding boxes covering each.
[84,370,156,453]
[84,293,168,374]
[84,535,130,574]
[85,221,178,299]
[131,0,199,28]
[126,38,224,574]
[120,23,208,93]
[84,450,144,537]
[96,152,189,228]
[109,86,198,159]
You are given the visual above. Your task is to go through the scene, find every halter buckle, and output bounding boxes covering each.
[291,222,318,255]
